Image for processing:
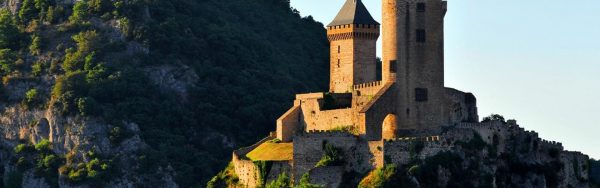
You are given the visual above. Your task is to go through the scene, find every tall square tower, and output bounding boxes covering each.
[327,0,380,93]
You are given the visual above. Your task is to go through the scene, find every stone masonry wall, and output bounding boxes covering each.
[292,131,376,182]
[383,136,446,165]
[359,83,396,141]
[443,87,478,125]
[328,24,380,93]
[277,105,301,142]
[232,135,276,187]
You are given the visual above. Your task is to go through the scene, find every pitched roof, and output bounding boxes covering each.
[327,0,380,27]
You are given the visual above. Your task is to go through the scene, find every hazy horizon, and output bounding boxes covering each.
[291,0,600,159]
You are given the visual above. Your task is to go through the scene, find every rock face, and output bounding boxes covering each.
[0,104,178,187]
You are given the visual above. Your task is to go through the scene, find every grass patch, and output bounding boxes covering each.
[246,143,293,161]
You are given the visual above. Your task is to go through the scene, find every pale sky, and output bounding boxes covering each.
[290,0,600,159]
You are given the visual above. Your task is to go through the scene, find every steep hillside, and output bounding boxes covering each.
[0,0,328,187]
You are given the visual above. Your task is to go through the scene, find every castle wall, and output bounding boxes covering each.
[232,135,276,187]
[265,161,293,185]
[292,131,376,182]
[444,88,478,125]
[308,166,345,188]
[383,137,446,165]
[358,83,397,140]
[559,151,590,188]
[277,105,301,142]
[299,97,355,132]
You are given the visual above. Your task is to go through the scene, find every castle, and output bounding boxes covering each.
[276,0,477,144]
[226,0,591,187]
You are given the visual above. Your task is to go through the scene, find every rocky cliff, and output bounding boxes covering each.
[0,0,329,187]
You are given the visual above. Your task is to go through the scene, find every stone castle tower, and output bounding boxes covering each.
[327,0,380,93]
[382,0,448,131]
[228,2,590,187]
[325,0,452,132]
[274,0,477,143]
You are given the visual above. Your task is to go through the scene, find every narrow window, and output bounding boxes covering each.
[338,45,340,53]
[416,29,426,43]
[417,3,426,12]
[337,59,340,68]
[415,88,428,102]
[389,60,397,73]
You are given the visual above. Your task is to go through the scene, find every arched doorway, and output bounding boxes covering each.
[382,114,397,140]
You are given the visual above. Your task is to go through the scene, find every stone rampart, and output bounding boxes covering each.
[277,105,301,142]
[383,137,445,165]
[353,81,383,97]
[293,132,373,182]
[443,88,478,124]
[308,166,345,188]
[305,108,355,132]
[265,161,293,185]
[232,134,276,187]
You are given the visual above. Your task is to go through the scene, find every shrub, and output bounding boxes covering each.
[0,49,16,75]
[315,143,343,167]
[23,88,41,108]
[18,0,38,23]
[296,173,324,188]
[69,1,89,24]
[482,114,505,123]
[266,172,290,188]
[0,9,21,49]
[29,35,42,55]
[77,97,98,116]
[207,163,240,188]
[35,139,52,151]
[31,60,45,76]
[14,143,34,154]
[331,125,358,135]
[359,165,398,188]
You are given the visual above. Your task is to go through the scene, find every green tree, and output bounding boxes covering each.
[482,114,505,123]
[0,49,16,75]
[315,143,343,167]
[295,174,323,188]
[29,35,42,55]
[266,173,290,188]
[23,88,41,108]
[69,1,89,24]
[63,30,101,72]
[18,0,38,23]
[34,0,53,14]
[89,0,112,14]
[34,139,52,151]
[0,9,21,49]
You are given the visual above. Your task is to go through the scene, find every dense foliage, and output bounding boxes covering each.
[0,0,328,186]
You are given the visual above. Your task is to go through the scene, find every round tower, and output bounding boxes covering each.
[382,0,448,131]
[327,0,380,93]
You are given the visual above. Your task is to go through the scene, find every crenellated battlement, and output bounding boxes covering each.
[353,81,382,90]
[384,136,441,143]
[299,130,359,138]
